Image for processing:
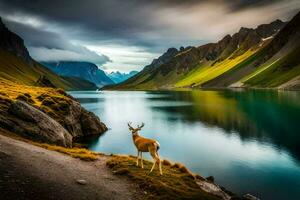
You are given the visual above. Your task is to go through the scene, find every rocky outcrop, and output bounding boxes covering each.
[80,109,107,137]
[45,94,108,139]
[36,75,56,88]
[145,47,179,72]
[0,84,107,147]
[4,101,72,147]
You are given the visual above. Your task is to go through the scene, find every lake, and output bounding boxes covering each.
[69,90,300,200]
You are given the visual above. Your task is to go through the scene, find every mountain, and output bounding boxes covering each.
[0,17,97,90]
[107,13,300,90]
[105,47,179,89]
[108,71,138,83]
[42,61,114,87]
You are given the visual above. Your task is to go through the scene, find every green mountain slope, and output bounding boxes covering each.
[204,11,300,89]
[0,18,97,90]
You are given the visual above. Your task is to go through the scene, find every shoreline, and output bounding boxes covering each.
[101,85,300,92]
[0,128,252,200]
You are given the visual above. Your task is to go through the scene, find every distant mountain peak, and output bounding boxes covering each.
[42,61,114,87]
[108,70,138,84]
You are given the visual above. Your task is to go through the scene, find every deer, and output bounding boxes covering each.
[127,122,163,175]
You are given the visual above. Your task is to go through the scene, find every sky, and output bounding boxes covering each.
[0,0,299,73]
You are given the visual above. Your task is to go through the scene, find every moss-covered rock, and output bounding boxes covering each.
[0,79,108,146]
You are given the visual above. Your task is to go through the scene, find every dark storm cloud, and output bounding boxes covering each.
[1,0,297,45]
[5,20,70,49]
[0,0,299,71]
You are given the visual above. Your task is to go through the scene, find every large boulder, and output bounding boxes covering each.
[6,101,72,147]
[37,92,108,140]
[41,96,107,140]
[80,109,107,136]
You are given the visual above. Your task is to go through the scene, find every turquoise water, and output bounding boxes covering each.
[69,90,300,200]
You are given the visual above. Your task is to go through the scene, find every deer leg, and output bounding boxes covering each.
[150,159,157,173]
[156,152,163,175]
[140,152,144,169]
[149,147,158,173]
[136,150,140,166]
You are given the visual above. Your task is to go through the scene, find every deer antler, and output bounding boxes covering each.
[137,122,145,130]
[127,122,134,130]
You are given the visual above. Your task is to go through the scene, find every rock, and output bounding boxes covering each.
[7,100,72,147]
[206,176,215,183]
[196,181,231,200]
[76,179,87,185]
[80,109,107,136]
[54,99,108,140]
[243,194,260,200]
[36,92,107,140]
[36,75,56,88]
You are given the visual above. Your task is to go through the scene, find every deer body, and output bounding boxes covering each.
[132,135,159,152]
[128,123,162,175]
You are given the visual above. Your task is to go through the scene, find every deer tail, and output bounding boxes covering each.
[155,141,160,152]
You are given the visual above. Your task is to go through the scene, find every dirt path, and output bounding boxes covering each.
[0,134,143,200]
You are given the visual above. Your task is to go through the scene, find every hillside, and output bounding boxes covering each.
[43,61,114,87]
[0,18,97,90]
[107,12,300,90]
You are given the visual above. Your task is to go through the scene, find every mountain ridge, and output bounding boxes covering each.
[105,13,300,90]
[42,61,114,87]
[108,71,138,83]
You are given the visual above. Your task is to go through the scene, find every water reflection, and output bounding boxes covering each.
[148,90,300,160]
[69,90,300,200]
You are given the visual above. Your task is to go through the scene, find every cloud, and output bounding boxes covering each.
[148,0,300,42]
[29,47,110,64]
[2,17,110,65]
[86,44,160,72]
[0,0,299,71]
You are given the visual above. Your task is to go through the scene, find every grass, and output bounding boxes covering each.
[0,49,96,90]
[0,78,75,120]
[243,45,300,88]
[35,143,101,161]
[0,127,101,161]
[106,155,222,200]
[175,49,257,87]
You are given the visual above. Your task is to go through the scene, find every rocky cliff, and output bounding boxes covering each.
[0,18,32,64]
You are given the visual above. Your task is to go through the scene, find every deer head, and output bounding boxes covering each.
[128,122,145,135]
